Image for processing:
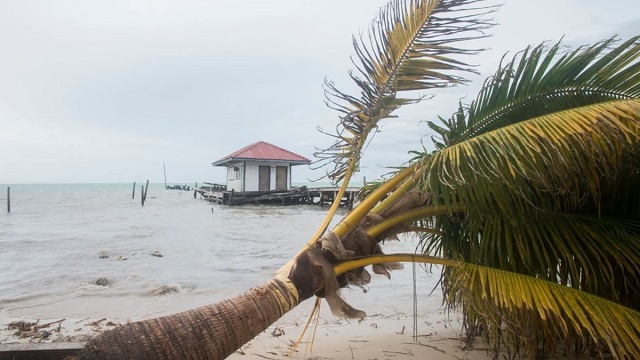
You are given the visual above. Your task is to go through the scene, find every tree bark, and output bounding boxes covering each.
[74,278,297,360]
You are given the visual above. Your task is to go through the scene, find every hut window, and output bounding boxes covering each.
[234,166,241,180]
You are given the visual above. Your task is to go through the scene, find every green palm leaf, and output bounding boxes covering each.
[314,0,496,182]
[334,253,640,358]
[449,262,640,358]
[423,99,640,211]
[410,38,640,357]
[428,36,640,147]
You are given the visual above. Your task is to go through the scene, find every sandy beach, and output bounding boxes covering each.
[2,296,599,360]
[227,302,496,360]
[1,300,497,360]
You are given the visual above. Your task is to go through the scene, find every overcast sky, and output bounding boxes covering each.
[1,0,638,184]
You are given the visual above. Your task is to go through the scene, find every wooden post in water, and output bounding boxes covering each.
[7,187,10,213]
[132,182,136,199]
[163,163,168,189]
[141,185,145,206]
[143,180,149,203]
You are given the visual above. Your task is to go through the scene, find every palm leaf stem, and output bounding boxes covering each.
[369,166,422,214]
[333,164,417,238]
[305,160,357,247]
[366,204,461,238]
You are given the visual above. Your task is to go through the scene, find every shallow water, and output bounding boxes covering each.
[0,183,443,323]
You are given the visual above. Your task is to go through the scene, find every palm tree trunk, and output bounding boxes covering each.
[74,278,297,360]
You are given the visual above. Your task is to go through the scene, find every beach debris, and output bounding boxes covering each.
[151,251,163,257]
[7,319,65,341]
[115,255,128,261]
[87,318,107,327]
[97,252,109,259]
[59,318,118,342]
[149,282,196,296]
[94,277,111,287]
[348,339,369,343]
[383,349,414,356]
[7,320,37,334]
[397,325,405,335]
[270,327,285,337]
[152,285,180,296]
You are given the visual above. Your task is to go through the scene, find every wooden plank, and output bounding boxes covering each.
[0,342,85,360]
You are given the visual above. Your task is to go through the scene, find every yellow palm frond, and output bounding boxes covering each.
[335,254,640,358]
[423,99,640,211]
[450,263,640,358]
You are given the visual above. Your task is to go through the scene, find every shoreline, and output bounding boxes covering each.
[1,307,494,360]
[1,300,600,359]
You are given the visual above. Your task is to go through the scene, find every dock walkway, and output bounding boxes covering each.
[193,185,360,208]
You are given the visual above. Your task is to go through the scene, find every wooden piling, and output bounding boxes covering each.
[132,182,136,199]
[141,185,145,206]
[143,180,149,203]
[6,187,10,213]
[163,164,168,189]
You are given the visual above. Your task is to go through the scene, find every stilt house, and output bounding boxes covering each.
[212,141,311,193]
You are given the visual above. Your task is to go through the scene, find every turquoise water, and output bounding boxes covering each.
[0,183,441,323]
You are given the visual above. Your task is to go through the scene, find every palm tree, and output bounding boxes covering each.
[337,36,640,358]
[73,0,640,358]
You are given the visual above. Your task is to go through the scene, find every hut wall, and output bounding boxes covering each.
[243,161,292,192]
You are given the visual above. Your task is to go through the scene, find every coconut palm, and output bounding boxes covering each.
[73,0,640,358]
[338,36,640,358]
[414,37,640,358]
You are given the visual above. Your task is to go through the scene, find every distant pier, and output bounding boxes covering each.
[193,184,359,209]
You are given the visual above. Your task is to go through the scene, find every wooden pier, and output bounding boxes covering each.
[193,185,360,209]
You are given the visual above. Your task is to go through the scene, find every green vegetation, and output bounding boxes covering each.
[312,0,640,357]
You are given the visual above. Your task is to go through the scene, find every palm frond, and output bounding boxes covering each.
[449,262,640,358]
[422,99,640,211]
[314,0,497,183]
[428,209,640,300]
[430,35,640,147]
[334,253,640,358]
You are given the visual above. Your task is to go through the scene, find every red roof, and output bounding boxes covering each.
[212,141,311,166]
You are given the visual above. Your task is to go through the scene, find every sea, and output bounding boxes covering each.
[0,183,444,325]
